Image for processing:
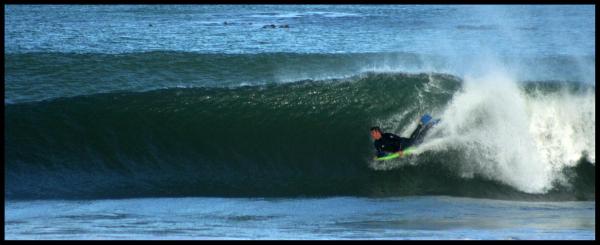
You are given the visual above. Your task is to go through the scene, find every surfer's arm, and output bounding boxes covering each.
[374,141,385,158]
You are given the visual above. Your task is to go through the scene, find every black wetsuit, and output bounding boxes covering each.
[373,124,424,157]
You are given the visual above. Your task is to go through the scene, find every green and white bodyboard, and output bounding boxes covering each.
[375,146,416,161]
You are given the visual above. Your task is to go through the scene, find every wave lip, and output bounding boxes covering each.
[5,52,594,104]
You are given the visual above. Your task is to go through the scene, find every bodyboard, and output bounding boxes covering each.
[375,146,416,161]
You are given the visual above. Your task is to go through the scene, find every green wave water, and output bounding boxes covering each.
[6,73,594,200]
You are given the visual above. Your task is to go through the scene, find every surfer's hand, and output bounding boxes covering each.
[396,150,403,157]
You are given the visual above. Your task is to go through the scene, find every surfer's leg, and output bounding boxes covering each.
[409,124,423,142]
[398,137,412,150]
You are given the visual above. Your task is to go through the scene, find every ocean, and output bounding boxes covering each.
[4,5,595,240]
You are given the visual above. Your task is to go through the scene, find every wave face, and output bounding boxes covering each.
[5,72,595,200]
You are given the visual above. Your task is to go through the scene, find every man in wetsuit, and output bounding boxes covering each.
[370,114,436,158]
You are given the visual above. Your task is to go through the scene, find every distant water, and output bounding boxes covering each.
[4,5,595,55]
[5,5,595,240]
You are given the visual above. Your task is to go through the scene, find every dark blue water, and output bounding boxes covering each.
[5,5,595,240]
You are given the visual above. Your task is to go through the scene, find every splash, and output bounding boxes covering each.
[428,70,594,194]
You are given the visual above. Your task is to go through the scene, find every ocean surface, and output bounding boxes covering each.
[4,5,595,240]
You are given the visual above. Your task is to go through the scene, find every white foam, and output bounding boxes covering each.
[426,71,595,194]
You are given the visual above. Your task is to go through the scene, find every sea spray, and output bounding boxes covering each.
[423,70,595,194]
[434,71,552,193]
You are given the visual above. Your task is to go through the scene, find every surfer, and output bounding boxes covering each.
[370,114,437,158]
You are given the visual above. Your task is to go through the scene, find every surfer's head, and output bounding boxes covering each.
[370,126,382,140]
